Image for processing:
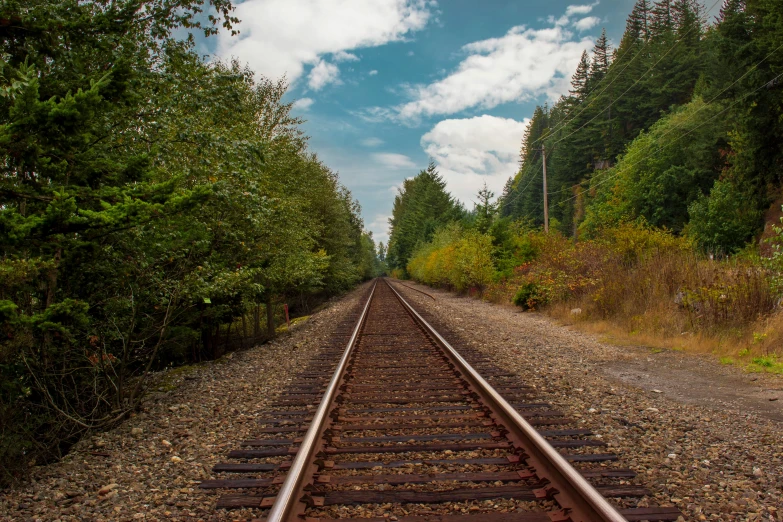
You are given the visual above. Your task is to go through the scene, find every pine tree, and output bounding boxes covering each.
[570,51,592,101]
[474,183,498,234]
[386,162,463,270]
[650,0,674,37]
[718,0,746,22]
[590,29,612,81]
[627,0,652,41]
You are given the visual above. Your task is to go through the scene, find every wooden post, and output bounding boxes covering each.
[542,144,549,233]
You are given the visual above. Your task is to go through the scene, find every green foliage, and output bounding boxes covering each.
[686,178,762,253]
[580,97,727,236]
[387,162,465,271]
[499,0,783,254]
[0,0,381,485]
[747,355,783,374]
[512,282,545,310]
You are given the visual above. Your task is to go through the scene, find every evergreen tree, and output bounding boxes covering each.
[570,51,592,101]
[387,162,464,270]
[590,29,612,82]
[627,0,652,41]
[650,0,674,36]
[474,183,498,234]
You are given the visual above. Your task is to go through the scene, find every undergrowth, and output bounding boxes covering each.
[408,222,783,366]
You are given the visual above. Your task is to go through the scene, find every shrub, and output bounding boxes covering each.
[406,225,495,292]
[512,282,545,310]
[686,178,762,254]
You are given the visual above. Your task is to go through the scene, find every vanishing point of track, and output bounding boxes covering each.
[202,279,682,522]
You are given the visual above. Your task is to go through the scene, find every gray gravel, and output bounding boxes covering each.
[0,284,370,521]
[389,280,783,522]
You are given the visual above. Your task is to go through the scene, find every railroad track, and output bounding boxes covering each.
[202,279,682,521]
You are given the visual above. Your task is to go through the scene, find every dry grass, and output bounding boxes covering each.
[485,224,782,364]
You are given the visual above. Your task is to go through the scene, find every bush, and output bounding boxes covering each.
[406,225,494,292]
[512,282,545,310]
[686,178,762,254]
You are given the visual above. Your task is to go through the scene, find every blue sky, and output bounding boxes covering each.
[208,0,720,244]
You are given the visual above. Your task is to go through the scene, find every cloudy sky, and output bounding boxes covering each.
[206,0,716,244]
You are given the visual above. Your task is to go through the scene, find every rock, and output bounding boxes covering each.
[570,308,582,315]
[753,467,763,477]
[170,456,182,463]
[130,427,143,437]
[652,389,662,393]
[97,484,119,496]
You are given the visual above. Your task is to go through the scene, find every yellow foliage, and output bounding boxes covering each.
[407,227,495,291]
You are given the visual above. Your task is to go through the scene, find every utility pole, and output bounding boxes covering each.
[542,144,549,233]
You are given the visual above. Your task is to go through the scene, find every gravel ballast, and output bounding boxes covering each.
[2,278,782,521]
[389,280,783,522]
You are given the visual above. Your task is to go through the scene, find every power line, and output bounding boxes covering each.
[549,69,783,211]
[498,161,544,211]
[544,38,783,198]
[532,0,722,148]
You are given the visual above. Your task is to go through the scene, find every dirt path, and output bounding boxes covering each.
[601,349,783,423]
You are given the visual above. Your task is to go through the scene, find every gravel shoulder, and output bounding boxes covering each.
[0,282,371,522]
[389,280,783,521]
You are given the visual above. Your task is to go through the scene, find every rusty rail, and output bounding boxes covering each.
[207,278,681,522]
[266,280,377,522]
[386,280,627,522]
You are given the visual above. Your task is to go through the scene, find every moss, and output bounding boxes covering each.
[275,315,311,334]
[154,364,202,392]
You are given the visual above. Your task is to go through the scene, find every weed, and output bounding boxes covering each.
[738,348,750,357]
[746,355,783,373]
[752,356,774,367]
[720,356,734,365]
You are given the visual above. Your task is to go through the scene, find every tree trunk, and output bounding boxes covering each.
[254,304,261,339]
[266,295,275,339]
[241,313,248,349]
[46,248,61,308]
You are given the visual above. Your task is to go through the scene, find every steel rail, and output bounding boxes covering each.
[386,279,627,522]
[266,280,378,522]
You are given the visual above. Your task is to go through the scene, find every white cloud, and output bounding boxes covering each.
[333,51,360,62]
[217,0,434,86]
[420,115,530,205]
[573,16,600,31]
[366,5,596,123]
[361,137,384,147]
[292,97,315,110]
[368,69,379,76]
[368,213,392,244]
[565,3,597,16]
[308,59,341,90]
[372,153,418,169]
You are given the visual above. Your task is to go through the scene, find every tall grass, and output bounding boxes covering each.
[486,224,780,358]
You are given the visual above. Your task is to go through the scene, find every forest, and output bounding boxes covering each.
[0,0,383,484]
[388,0,783,372]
